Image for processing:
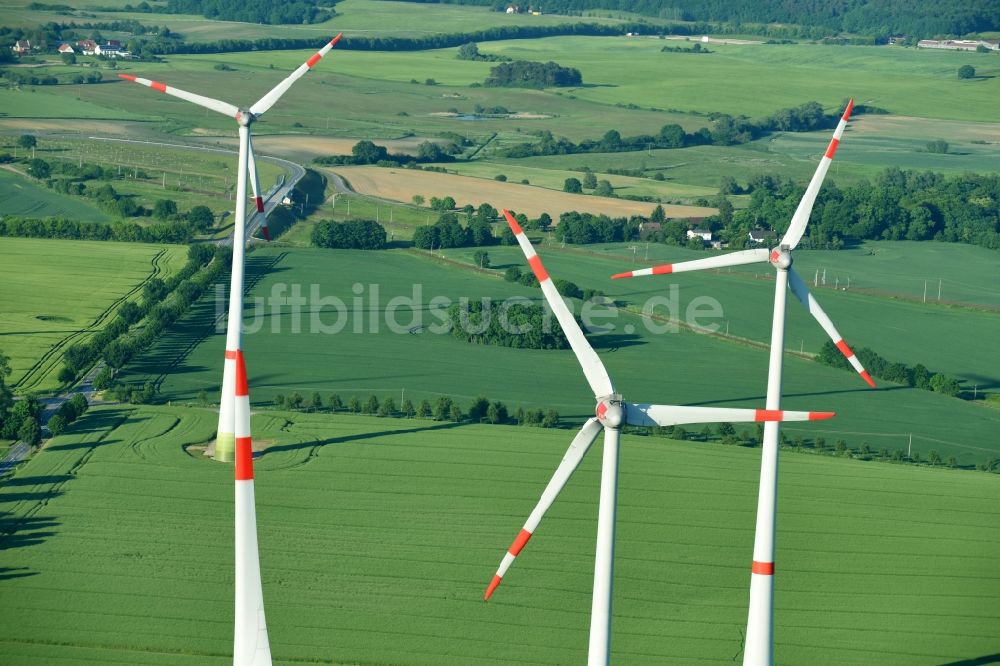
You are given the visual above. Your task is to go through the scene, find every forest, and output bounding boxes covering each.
[403,0,1000,37]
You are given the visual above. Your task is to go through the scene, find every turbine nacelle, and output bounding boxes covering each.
[769,245,792,270]
[596,397,624,429]
[234,110,256,127]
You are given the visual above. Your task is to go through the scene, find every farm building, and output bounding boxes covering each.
[12,40,32,55]
[57,43,75,54]
[687,228,712,242]
[748,229,768,243]
[76,40,97,55]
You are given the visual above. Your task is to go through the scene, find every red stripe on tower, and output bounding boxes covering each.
[755,409,784,421]
[151,81,167,93]
[842,98,854,121]
[652,264,674,276]
[234,351,249,397]
[509,529,532,556]
[255,196,264,213]
[752,560,774,575]
[825,138,840,159]
[528,255,548,282]
[235,436,254,481]
[834,339,854,358]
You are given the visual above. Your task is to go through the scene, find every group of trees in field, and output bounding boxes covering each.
[726,167,1000,251]
[412,206,499,249]
[500,100,849,158]
[553,211,639,244]
[447,300,574,350]
[62,246,228,400]
[273,390,561,428]
[484,60,582,88]
[456,42,510,62]
[311,219,387,250]
[816,341,964,397]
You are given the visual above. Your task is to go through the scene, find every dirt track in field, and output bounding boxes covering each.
[325,166,717,219]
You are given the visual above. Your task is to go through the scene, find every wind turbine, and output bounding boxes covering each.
[610,99,870,665]
[485,209,835,665]
[117,35,342,665]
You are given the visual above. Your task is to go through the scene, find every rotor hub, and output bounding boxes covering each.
[235,110,255,127]
[769,245,792,270]
[596,397,624,429]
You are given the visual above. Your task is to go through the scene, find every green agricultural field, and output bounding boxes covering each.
[0,87,157,121]
[0,169,112,222]
[119,245,1000,466]
[0,404,997,664]
[0,237,187,394]
[446,242,1000,393]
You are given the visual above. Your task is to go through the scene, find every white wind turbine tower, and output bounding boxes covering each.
[118,35,342,665]
[485,209,836,665]
[611,100,871,665]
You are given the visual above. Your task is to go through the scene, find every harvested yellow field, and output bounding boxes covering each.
[325,166,717,219]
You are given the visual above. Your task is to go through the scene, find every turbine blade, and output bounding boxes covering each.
[249,33,343,116]
[625,403,834,428]
[611,248,769,280]
[485,418,603,601]
[787,267,875,387]
[117,73,240,118]
[247,135,270,241]
[779,99,854,250]
[502,210,615,398]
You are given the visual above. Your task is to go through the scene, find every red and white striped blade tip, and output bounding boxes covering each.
[843,98,855,121]
[484,575,502,601]
[254,196,264,213]
[611,270,634,280]
[860,370,876,388]
[261,226,271,241]
[754,409,835,421]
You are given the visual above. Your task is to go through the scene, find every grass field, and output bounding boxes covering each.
[0,404,997,664]
[0,238,187,394]
[0,168,112,222]
[118,245,1000,466]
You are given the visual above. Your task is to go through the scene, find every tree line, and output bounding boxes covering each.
[272,390,562,428]
[499,100,854,158]
[412,206,499,249]
[315,139,457,167]
[400,0,999,38]
[816,341,963,398]
[62,245,228,398]
[107,0,335,25]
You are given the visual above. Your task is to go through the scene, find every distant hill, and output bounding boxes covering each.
[403,0,1000,37]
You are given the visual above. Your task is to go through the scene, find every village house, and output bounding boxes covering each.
[748,229,768,244]
[12,39,32,55]
[687,228,713,242]
[76,39,98,55]
[57,43,75,54]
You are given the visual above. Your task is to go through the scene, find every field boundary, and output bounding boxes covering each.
[14,249,168,394]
